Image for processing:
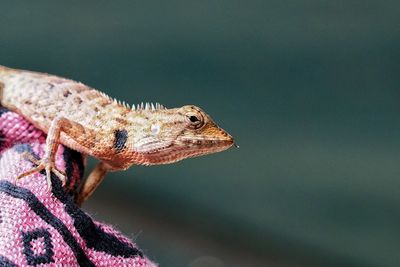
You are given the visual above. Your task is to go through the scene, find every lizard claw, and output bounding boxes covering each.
[17,152,67,189]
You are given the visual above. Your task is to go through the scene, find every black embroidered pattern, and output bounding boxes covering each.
[59,147,143,258]
[0,255,18,267]
[0,130,5,151]
[63,146,85,192]
[0,106,8,117]
[1,123,143,264]
[63,147,85,181]
[50,175,144,258]
[2,144,143,263]
[22,229,54,265]
[0,181,96,267]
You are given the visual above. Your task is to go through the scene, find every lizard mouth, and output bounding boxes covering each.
[178,136,234,148]
[140,137,234,165]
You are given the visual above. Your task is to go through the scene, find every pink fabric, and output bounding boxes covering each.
[0,107,156,266]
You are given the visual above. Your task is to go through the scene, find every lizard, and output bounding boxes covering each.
[0,65,236,205]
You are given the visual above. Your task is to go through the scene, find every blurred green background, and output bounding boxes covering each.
[1,1,400,266]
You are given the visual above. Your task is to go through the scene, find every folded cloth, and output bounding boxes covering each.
[0,106,156,267]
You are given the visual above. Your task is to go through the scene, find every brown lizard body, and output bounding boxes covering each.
[0,65,235,204]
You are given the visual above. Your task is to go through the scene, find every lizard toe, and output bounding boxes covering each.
[17,159,66,189]
[16,164,46,180]
[21,151,41,165]
[52,167,67,186]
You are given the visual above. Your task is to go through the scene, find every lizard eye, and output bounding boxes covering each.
[189,115,199,123]
[186,112,204,129]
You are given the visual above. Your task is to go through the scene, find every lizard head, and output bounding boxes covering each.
[130,105,235,165]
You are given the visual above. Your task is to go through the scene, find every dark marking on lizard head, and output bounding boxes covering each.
[47,82,55,89]
[114,129,128,153]
[63,90,71,97]
[100,101,109,108]
[115,117,127,124]
[74,96,83,105]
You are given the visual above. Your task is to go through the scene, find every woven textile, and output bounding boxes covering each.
[0,106,156,266]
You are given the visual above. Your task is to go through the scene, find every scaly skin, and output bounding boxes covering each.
[0,65,235,204]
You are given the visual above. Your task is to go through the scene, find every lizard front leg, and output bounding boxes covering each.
[17,116,68,188]
[75,161,111,206]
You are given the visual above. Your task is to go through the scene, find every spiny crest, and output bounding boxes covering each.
[98,91,113,101]
[133,102,166,111]
[111,98,166,111]
[98,91,130,108]
[102,90,166,111]
[112,98,131,109]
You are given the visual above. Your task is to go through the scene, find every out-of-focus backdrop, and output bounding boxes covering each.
[1,1,400,266]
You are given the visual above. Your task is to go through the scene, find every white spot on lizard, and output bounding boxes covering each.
[151,124,160,135]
